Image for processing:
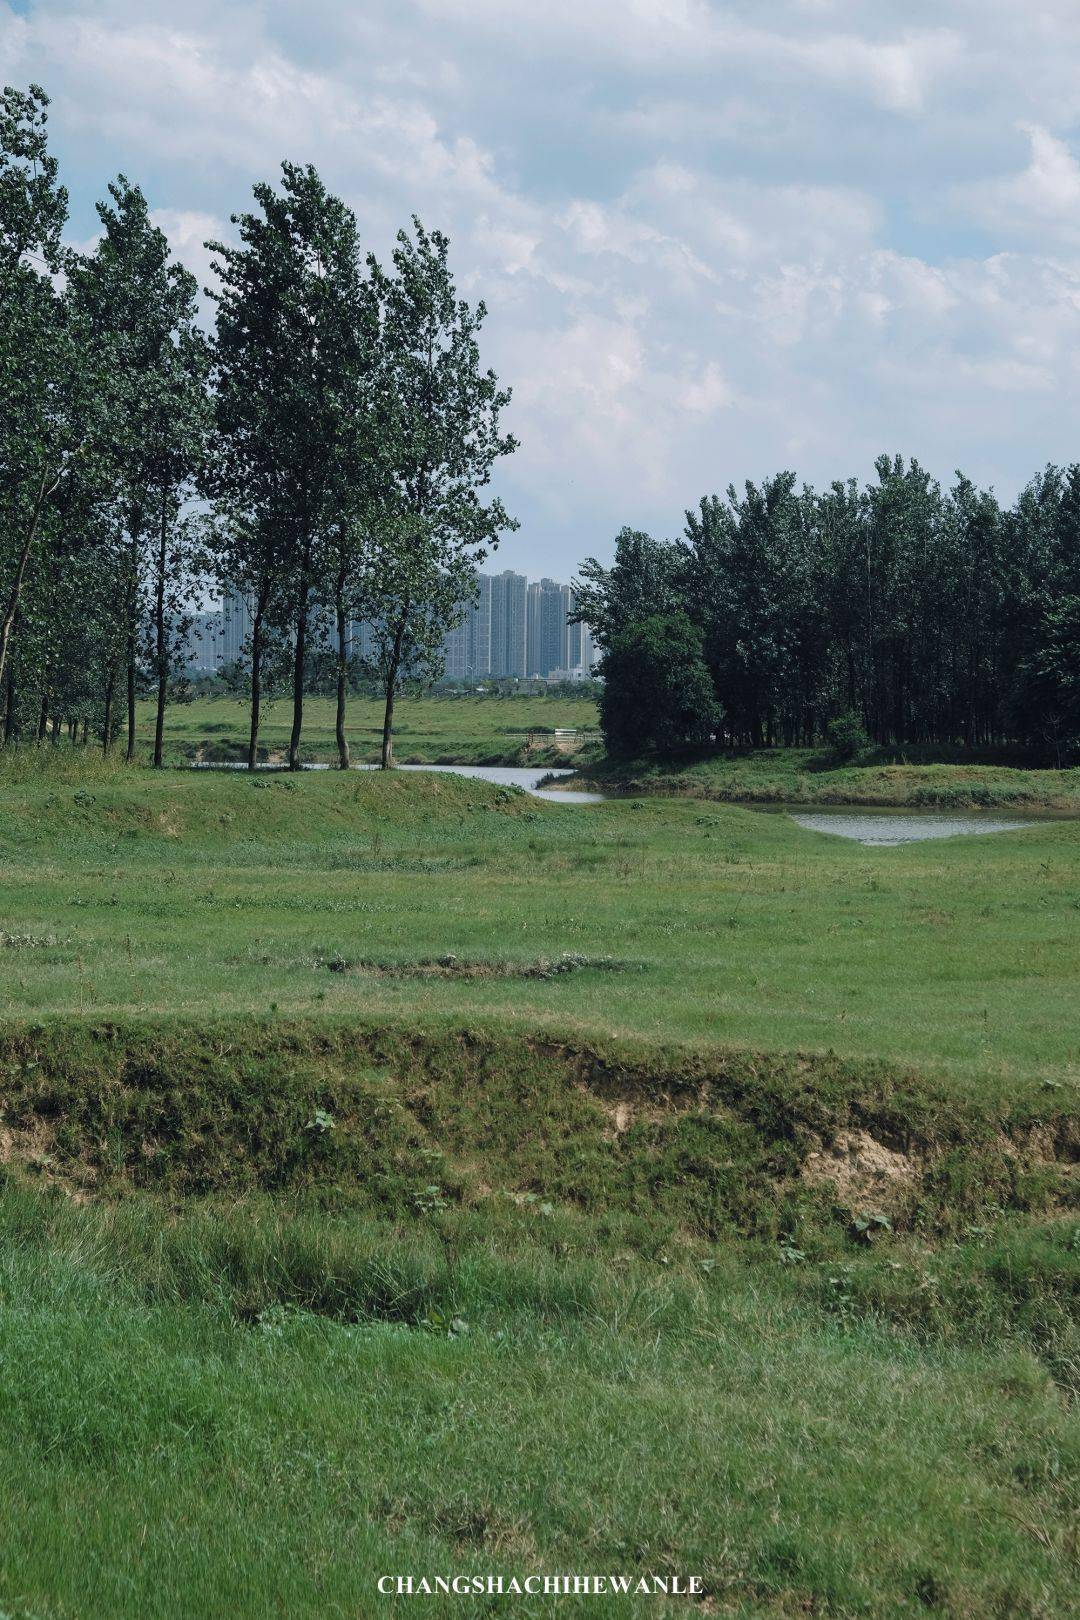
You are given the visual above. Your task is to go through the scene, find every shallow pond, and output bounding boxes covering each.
[787,810,1043,846]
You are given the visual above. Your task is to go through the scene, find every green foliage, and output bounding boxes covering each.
[579,456,1080,761]
[207,162,373,771]
[1012,593,1080,765]
[571,525,685,651]
[825,710,870,761]
[67,176,211,763]
[0,83,82,701]
[362,220,517,766]
[1,92,516,777]
[598,612,718,756]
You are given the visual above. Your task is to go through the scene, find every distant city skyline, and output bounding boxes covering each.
[195,568,596,683]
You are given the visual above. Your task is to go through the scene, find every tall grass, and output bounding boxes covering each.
[0,1181,1076,1618]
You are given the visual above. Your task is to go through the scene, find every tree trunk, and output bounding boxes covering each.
[381,678,396,769]
[153,492,169,768]
[288,565,310,772]
[248,607,264,772]
[103,665,116,754]
[3,659,15,745]
[0,462,60,691]
[124,517,143,763]
[126,641,136,762]
[37,691,48,741]
[381,615,407,769]
[335,580,350,770]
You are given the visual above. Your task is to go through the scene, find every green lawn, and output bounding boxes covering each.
[140,690,600,765]
[1,751,1077,1617]
[2,755,1078,1088]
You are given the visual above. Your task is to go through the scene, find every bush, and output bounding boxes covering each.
[598,613,719,757]
[825,711,870,762]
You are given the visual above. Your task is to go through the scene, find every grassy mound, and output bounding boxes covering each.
[1,1021,1074,1244]
[0,1017,1077,1616]
[0,1168,1076,1616]
[575,749,1080,809]
[3,758,1080,1089]
[1,754,1078,1615]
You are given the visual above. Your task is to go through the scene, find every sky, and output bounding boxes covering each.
[4,1,1080,581]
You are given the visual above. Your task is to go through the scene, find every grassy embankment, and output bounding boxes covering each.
[0,750,1077,1616]
[572,746,1080,811]
[138,690,601,766]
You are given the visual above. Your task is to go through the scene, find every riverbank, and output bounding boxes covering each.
[567,748,1080,810]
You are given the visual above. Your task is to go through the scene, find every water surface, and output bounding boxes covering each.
[359,763,606,804]
[788,810,1041,846]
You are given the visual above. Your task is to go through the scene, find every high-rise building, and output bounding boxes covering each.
[441,571,595,683]
[565,612,595,676]
[219,588,253,667]
[524,579,580,678]
[218,569,590,687]
[526,582,543,677]
[489,569,528,678]
[471,572,493,675]
[347,618,380,665]
[182,610,223,673]
[441,572,493,679]
[535,579,573,676]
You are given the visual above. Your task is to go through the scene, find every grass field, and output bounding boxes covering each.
[139,690,601,765]
[2,752,1079,1085]
[1,750,1077,1617]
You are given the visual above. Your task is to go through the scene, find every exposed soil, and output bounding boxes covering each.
[802,1128,918,1210]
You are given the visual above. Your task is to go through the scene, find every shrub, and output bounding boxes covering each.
[825,711,870,762]
[598,613,719,757]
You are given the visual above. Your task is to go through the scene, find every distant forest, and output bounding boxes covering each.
[576,457,1080,763]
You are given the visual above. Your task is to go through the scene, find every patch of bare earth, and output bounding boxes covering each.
[802,1129,917,1209]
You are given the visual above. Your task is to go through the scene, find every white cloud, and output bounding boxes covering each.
[793,29,962,114]
[150,208,230,294]
[7,0,1080,567]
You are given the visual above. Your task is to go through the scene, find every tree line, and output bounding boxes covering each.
[1,84,516,770]
[575,461,1080,763]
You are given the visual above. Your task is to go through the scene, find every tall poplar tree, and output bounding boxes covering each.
[207,164,368,770]
[0,84,77,696]
[365,220,517,767]
[68,178,209,762]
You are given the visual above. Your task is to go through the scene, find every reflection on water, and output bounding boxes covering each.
[359,763,607,804]
[191,760,606,805]
[789,811,1040,846]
